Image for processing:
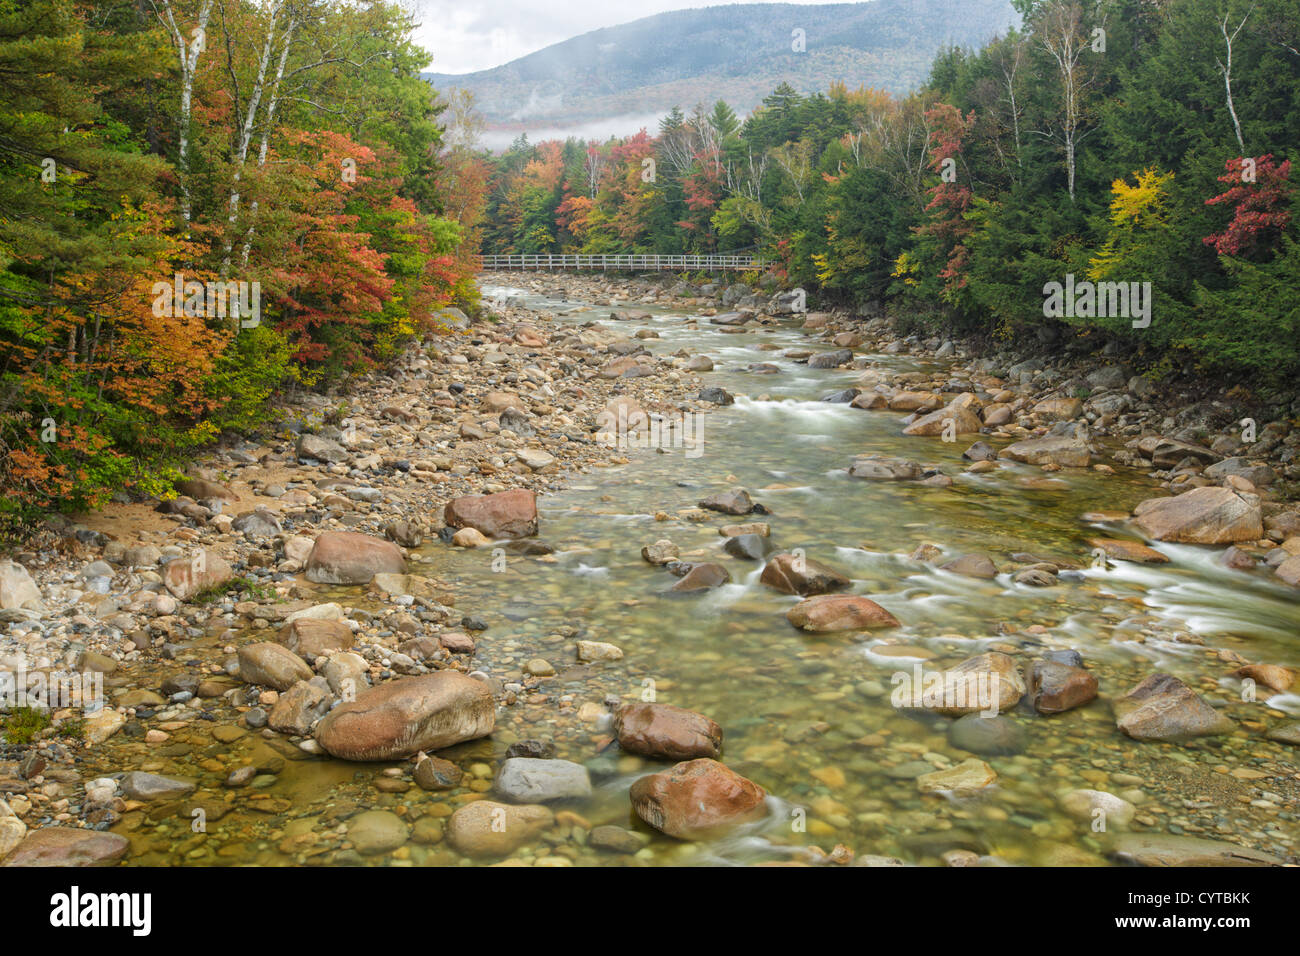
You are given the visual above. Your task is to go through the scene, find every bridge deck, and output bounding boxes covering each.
[477,254,764,272]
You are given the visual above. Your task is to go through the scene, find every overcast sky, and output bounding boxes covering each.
[410,0,854,74]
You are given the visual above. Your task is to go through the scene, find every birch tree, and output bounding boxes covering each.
[1215,3,1254,151]
[149,0,214,226]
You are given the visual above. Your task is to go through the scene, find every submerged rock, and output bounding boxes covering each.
[446,801,553,858]
[786,594,899,631]
[1106,833,1282,867]
[494,757,592,803]
[698,489,754,515]
[1025,660,1098,714]
[614,702,723,760]
[629,758,766,839]
[1114,673,1234,741]
[760,552,850,595]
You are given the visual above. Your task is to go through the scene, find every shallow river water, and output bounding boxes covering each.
[103,282,1300,866]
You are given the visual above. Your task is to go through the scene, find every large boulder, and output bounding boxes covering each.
[1031,397,1083,420]
[494,758,592,803]
[1025,660,1098,714]
[237,643,313,690]
[278,618,354,662]
[1000,435,1091,468]
[174,477,238,502]
[268,679,333,735]
[444,488,538,538]
[163,550,234,601]
[848,455,924,481]
[698,489,754,515]
[0,560,42,610]
[1134,436,1218,468]
[305,531,406,584]
[786,594,899,631]
[889,391,943,412]
[1,827,129,867]
[613,702,722,760]
[1106,833,1282,867]
[1114,673,1234,741]
[1131,487,1262,544]
[807,348,852,369]
[669,563,731,592]
[897,652,1024,717]
[760,552,850,595]
[296,433,349,463]
[629,758,767,839]
[902,403,983,437]
[120,771,195,801]
[314,672,495,761]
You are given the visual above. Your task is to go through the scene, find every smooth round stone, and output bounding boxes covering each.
[347,810,410,855]
[947,713,1026,756]
[885,760,935,780]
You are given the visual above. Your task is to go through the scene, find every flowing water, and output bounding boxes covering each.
[100,283,1300,866]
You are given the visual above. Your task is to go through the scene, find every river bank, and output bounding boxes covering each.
[0,269,1296,867]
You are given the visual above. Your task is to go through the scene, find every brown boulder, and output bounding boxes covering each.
[163,550,234,601]
[629,759,767,839]
[314,672,495,761]
[236,643,313,691]
[1000,435,1091,468]
[614,702,722,760]
[1131,487,1262,544]
[1025,660,1098,714]
[1088,537,1170,564]
[786,594,899,631]
[278,618,354,662]
[1232,664,1295,694]
[174,478,238,502]
[903,403,983,437]
[305,531,406,584]
[1,827,129,867]
[1114,673,1234,741]
[444,488,538,538]
[760,552,850,595]
[941,553,998,578]
[888,391,943,412]
[670,563,731,592]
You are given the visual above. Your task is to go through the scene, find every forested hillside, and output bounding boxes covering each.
[481,0,1299,388]
[0,0,483,533]
[426,0,1019,129]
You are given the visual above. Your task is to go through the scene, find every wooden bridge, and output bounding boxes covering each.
[477,253,765,272]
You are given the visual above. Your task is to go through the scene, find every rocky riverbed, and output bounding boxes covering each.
[0,269,1297,867]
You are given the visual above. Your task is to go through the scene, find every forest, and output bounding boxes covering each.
[481,0,1299,390]
[0,0,486,532]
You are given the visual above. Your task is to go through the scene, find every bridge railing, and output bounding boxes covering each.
[476,253,765,272]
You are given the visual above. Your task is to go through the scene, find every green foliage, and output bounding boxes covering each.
[1,706,52,746]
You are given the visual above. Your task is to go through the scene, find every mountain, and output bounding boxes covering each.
[426,0,1020,145]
